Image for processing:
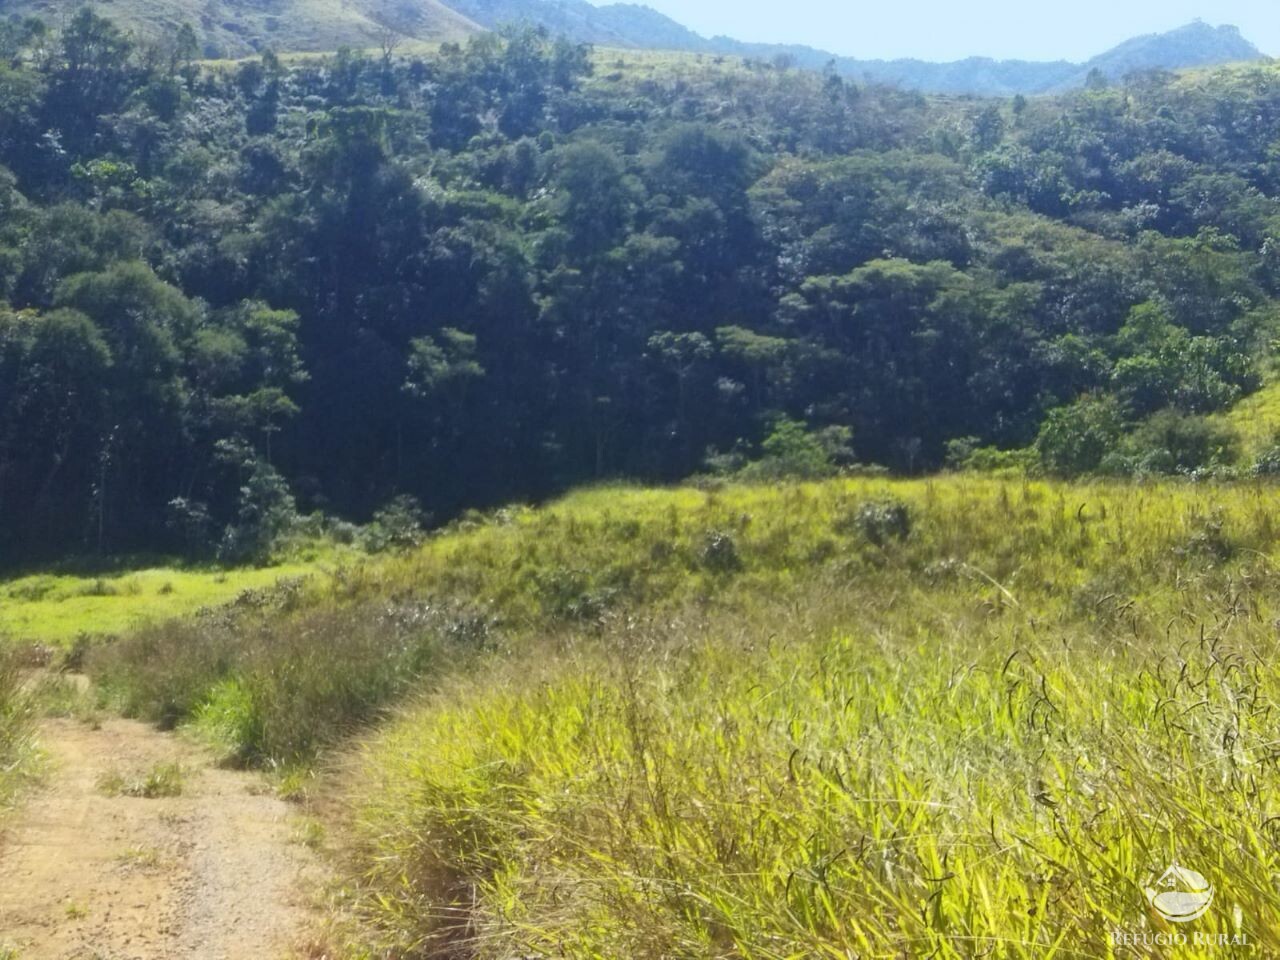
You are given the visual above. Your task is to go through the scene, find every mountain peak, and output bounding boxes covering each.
[1182,19,1243,36]
[1080,20,1265,83]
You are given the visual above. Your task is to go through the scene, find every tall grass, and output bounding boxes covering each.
[90,475,1280,767]
[88,591,489,766]
[1220,379,1280,462]
[0,654,37,816]
[79,476,1280,952]
[350,606,1280,957]
[334,478,1280,957]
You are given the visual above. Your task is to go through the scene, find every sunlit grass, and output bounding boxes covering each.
[354,615,1276,957]
[0,561,324,647]
[0,653,37,819]
[336,475,1280,958]
[61,474,1280,954]
[97,761,187,799]
[1219,379,1280,463]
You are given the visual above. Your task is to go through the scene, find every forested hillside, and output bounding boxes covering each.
[0,0,482,58]
[2,10,1280,565]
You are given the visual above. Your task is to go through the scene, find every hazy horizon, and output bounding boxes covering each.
[588,2,1279,61]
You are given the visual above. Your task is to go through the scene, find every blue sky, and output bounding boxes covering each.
[601,1,1279,61]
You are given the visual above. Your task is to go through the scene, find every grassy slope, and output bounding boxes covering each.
[336,478,1280,958]
[76,475,1280,955]
[1219,379,1280,462]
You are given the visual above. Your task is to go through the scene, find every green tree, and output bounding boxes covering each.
[1035,396,1125,475]
[0,307,111,561]
[552,141,633,259]
[44,9,134,153]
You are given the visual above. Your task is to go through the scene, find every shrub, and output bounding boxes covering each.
[1252,433,1280,476]
[945,437,1036,473]
[1035,395,1124,475]
[1123,410,1238,475]
[361,495,429,553]
[532,566,619,621]
[738,417,852,481]
[1176,510,1236,563]
[850,499,912,546]
[88,598,467,765]
[699,530,741,572]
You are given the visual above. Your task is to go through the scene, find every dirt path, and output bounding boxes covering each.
[0,716,325,959]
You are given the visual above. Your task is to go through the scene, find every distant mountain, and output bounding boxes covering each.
[8,0,1266,91]
[448,2,1267,95]
[590,4,706,51]
[718,21,1265,95]
[442,0,630,46]
[5,0,481,58]
[1070,21,1263,86]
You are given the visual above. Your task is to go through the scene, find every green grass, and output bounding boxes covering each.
[71,475,1280,955]
[0,562,322,648]
[62,901,88,921]
[0,653,38,822]
[97,761,187,799]
[328,476,1280,958]
[1219,379,1280,463]
[90,476,1280,762]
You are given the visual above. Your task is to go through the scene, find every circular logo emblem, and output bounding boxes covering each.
[1144,864,1214,923]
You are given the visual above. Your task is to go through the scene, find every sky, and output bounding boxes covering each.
[601,1,1280,61]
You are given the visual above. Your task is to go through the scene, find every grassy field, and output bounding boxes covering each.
[0,561,327,649]
[343,478,1280,958]
[68,475,1280,956]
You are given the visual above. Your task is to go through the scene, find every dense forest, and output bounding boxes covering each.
[2,10,1280,564]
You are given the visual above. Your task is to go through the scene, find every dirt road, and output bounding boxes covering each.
[0,716,323,959]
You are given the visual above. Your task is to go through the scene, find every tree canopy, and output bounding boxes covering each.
[1,13,1278,563]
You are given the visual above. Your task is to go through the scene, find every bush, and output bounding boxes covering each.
[1176,510,1236,563]
[850,499,912,546]
[1123,410,1238,475]
[1098,410,1240,477]
[737,417,852,481]
[1253,433,1280,477]
[361,495,429,553]
[699,530,742,572]
[945,437,1036,473]
[1035,396,1125,476]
